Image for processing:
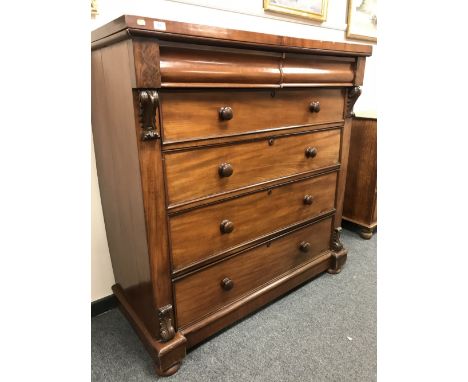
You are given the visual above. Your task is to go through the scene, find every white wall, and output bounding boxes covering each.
[91,0,377,301]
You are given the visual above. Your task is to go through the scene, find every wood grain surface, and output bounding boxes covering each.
[91,40,158,336]
[282,54,354,84]
[92,15,372,57]
[160,88,344,142]
[164,128,341,205]
[159,46,281,87]
[174,217,333,327]
[169,172,337,271]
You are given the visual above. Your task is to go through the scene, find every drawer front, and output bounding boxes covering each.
[160,89,344,142]
[165,128,341,205]
[174,217,333,328]
[170,172,337,271]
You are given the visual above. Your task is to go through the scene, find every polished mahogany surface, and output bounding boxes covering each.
[164,128,341,205]
[169,172,337,272]
[160,88,345,142]
[174,217,333,328]
[92,15,373,57]
[92,15,370,376]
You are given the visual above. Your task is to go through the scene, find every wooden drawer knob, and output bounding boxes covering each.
[305,147,318,158]
[221,277,234,291]
[299,241,311,253]
[309,101,321,113]
[303,195,314,205]
[218,163,234,177]
[220,219,235,234]
[219,106,233,121]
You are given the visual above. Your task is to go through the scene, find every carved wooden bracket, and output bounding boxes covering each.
[158,305,175,342]
[331,227,344,252]
[139,90,160,141]
[345,86,362,118]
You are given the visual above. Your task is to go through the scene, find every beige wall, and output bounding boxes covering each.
[91,139,115,301]
[91,0,377,301]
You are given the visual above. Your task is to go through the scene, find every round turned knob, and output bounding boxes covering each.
[305,147,318,158]
[221,277,234,291]
[218,163,234,177]
[220,219,235,234]
[303,195,314,205]
[299,241,311,253]
[309,101,321,113]
[219,106,233,121]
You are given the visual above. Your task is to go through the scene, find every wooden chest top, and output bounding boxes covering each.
[92,15,372,57]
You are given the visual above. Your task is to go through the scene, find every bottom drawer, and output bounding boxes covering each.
[174,217,333,328]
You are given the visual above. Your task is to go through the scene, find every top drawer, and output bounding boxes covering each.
[160,88,345,143]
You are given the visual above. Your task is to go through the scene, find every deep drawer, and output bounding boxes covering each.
[164,128,341,206]
[160,88,345,142]
[174,217,333,328]
[170,172,337,271]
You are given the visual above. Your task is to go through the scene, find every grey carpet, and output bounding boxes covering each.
[92,228,376,382]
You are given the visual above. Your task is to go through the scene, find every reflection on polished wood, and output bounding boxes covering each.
[160,88,345,142]
[174,217,333,328]
[164,129,341,205]
[91,15,371,375]
[169,172,337,271]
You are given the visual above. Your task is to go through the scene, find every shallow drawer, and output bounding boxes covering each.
[170,172,337,271]
[174,217,333,328]
[160,88,345,142]
[164,128,341,206]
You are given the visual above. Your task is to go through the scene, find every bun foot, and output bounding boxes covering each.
[359,228,374,240]
[155,362,182,377]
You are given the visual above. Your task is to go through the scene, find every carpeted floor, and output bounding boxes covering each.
[92,228,376,382]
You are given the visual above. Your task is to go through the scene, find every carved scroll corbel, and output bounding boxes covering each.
[331,227,344,252]
[328,227,347,274]
[158,305,175,342]
[345,86,362,118]
[139,90,160,141]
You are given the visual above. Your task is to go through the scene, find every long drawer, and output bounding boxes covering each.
[170,172,337,271]
[164,128,341,206]
[160,88,345,142]
[174,217,333,328]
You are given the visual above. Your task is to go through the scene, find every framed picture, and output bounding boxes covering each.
[263,0,328,22]
[91,0,99,19]
[346,0,377,42]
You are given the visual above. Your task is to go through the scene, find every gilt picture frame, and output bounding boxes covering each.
[346,0,377,42]
[263,0,328,22]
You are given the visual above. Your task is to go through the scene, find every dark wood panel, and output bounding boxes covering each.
[91,15,372,56]
[343,117,377,234]
[174,217,333,328]
[91,41,157,336]
[164,128,341,205]
[132,38,161,88]
[160,88,345,142]
[169,172,337,271]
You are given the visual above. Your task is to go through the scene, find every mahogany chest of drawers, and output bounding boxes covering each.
[91,15,372,376]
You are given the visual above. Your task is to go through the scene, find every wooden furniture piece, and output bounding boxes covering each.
[343,114,377,239]
[91,15,372,376]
